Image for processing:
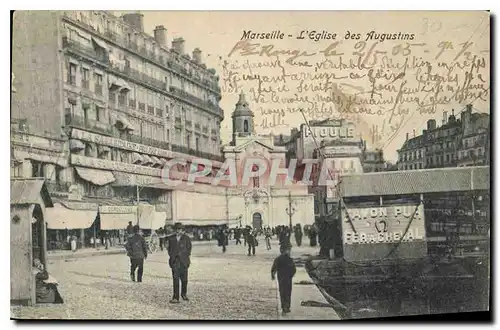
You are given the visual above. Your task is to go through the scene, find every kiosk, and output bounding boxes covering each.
[11,178,53,306]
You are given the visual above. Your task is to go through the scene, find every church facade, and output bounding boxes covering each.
[173,92,315,229]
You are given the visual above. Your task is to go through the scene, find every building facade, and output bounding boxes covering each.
[222,92,315,228]
[11,10,227,245]
[397,104,490,170]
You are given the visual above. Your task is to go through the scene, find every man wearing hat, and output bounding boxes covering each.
[125,225,148,282]
[166,222,192,303]
[271,242,296,316]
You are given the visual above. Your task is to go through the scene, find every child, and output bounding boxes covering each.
[271,242,296,316]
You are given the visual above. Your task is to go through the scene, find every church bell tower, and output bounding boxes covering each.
[231,91,254,145]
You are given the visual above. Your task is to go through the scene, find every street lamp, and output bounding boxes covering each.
[285,191,297,228]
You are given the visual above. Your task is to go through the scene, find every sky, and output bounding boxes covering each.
[117,11,490,162]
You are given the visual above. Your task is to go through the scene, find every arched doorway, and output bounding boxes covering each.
[252,212,263,230]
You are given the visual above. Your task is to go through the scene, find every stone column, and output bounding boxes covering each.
[60,167,74,183]
[80,228,85,248]
[20,159,33,178]
[44,164,56,181]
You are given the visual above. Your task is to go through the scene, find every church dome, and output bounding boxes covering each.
[232,91,254,117]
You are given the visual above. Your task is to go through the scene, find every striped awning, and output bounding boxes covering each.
[45,203,96,230]
[150,156,162,168]
[75,167,115,186]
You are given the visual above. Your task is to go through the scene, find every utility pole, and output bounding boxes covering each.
[285,191,296,228]
[136,184,140,226]
[225,187,229,226]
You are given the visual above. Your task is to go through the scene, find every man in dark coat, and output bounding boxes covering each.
[217,227,228,253]
[166,222,192,303]
[271,242,296,315]
[234,227,242,245]
[247,229,257,256]
[125,225,148,282]
[294,224,303,247]
[126,221,134,236]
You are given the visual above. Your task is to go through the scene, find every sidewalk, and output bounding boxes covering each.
[276,266,340,320]
[46,240,215,260]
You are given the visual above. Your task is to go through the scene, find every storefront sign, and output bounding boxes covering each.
[71,155,162,177]
[304,126,355,139]
[72,129,172,158]
[323,146,362,155]
[60,201,99,210]
[99,205,136,214]
[342,204,426,245]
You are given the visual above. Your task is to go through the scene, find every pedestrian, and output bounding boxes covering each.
[166,222,192,303]
[125,225,148,283]
[158,227,166,251]
[126,221,134,237]
[247,229,257,256]
[217,227,228,253]
[309,224,317,247]
[265,226,272,250]
[294,224,303,247]
[271,242,296,316]
[234,227,242,245]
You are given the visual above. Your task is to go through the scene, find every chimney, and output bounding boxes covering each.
[413,129,416,137]
[172,37,185,54]
[192,48,202,64]
[427,119,436,131]
[466,104,473,112]
[122,12,144,33]
[406,132,409,141]
[443,111,448,125]
[153,25,167,48]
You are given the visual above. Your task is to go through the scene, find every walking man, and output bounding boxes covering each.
[294,224,303,247]
[265,226,272,250]
[271,242,296,316]
[234,227,242,245]
[247,229,257,256]
[125,225,148,283]
[166,222,192,303]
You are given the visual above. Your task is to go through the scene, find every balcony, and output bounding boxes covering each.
[138,102,146,111]
[62,37,109,66]
[171,144,224,162]
[169,86,222,116]
[119,66,167,91]
[64,110,113,136]
[147,105,155,115]
[122,133,171,150]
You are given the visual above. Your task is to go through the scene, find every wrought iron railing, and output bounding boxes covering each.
[62,37,109,65]
[64,110,113,136]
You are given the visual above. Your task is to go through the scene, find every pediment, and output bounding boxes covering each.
[235,139,274,153]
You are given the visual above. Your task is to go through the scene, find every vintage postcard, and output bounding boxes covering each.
[10,10,490,320]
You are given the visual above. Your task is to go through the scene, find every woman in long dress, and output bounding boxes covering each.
[33,259,63,304]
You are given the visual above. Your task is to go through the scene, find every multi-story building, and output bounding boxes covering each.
[456,105,490,167]
[361,148,386,173]
[11,11,226,246]
[397,104,490,170]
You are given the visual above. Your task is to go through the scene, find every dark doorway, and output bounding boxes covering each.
[252,212,263,230]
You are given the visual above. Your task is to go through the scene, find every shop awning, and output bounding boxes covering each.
[45,203,96,230]
[150,156,162,168]
[131,152,143,164]
[69,139,85,151]
[100,212,137,230]
[115,115,135,131]
[92,37,108,51]
[140,211,167,230]
[142,155,153,165]
[75,167,116,186]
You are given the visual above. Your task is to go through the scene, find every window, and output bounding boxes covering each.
[186,134,191,149]
[243,119,249,133]
[94,73,103,95]
[195,136,200,151]
[252,164,259,188]
[68,63,77,85]
[96,106,103,122]
[350,160,354,169]
[182,107,186,121]
[82,68,90,89]
[166,129,170,142]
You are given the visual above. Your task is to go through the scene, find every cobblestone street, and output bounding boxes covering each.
[11,240,318,320]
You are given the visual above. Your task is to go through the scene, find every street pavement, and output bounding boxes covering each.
[11,238,326,320]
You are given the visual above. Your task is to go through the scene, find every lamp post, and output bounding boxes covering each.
[285,191,297,228]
